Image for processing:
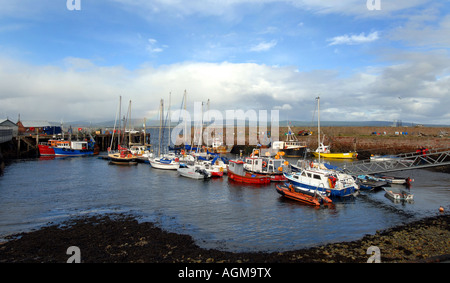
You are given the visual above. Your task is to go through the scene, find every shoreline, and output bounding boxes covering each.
[1,213,449,263]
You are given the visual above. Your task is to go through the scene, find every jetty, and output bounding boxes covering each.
[341,147,450,175]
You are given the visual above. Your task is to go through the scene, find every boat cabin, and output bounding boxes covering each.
[243,157,284,174]
[291,169,333,189]
[228,160,245,175]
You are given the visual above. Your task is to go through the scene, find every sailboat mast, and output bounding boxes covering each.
[184,90,187,146]
[168,92,171,148]
[158,99,163,156]
[317,96,321,163]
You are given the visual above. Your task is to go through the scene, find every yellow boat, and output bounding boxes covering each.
[312,151,357,159]
[312,97,358,160]
[313,143,357,159]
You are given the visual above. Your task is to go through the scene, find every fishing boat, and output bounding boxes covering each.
[53,140,96,157]
[384,187,414,202]
[227,159,271,184]
[207,137,232,154]
[272,124,308,158]
[38,139,59,156]
[177,164,211,179]
[275,183,332,206]
[283,161,359,198]
[243,148,287,182]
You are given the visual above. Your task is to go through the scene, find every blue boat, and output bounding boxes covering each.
[53,140,95,156]
[283,161,359,198]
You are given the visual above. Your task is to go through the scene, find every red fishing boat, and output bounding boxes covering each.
[243,149,287,182]
[227,160,271,184]
[276,183,332,206]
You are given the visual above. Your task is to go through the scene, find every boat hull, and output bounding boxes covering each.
[108,153,137,165]
[228,170,271,184]
[383,188,414,201]
[276,184,331,206]
[177,167,211,179]
[244,171,286,182]
[281,147,308,158]
[38,144,55,156]
[312,152,357,159]
[53,147,94,157]
[149,159,180,170]
[285,175,357,198]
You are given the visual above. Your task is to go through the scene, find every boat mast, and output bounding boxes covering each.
[168,92,171,149]
[110,95,121,151]
[184,90,187,146]
[206,99,210,148]
[317,96,321,164]
[158,99,163,156]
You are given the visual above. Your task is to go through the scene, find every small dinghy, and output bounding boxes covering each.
[384,187,414,202]
[357,175,388,190]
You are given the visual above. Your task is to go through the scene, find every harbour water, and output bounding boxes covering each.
[0,154,448,253]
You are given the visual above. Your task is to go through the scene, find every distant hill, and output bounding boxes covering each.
[52,119,449,129]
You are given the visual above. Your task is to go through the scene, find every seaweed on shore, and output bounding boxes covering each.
[0,213,449,263]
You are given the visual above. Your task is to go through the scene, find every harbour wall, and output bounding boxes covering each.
[1,126,449,160]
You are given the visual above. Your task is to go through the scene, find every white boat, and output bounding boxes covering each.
[149,156,180,170]
[177,164,211,179]
[130,145,153,163]
[284,160,359,198]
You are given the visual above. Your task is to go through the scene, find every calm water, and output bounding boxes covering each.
[0,155,449,252]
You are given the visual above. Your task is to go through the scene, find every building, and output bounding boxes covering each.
[17,120,51,135]
[0,118,19,137]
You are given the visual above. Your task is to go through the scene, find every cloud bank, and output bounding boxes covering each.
[1,52,449,124]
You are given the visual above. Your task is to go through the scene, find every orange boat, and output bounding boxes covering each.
[275,183,332,206]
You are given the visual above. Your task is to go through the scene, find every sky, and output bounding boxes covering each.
[0,0,449,125]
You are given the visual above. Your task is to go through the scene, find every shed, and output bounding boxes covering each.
[0,118,19,137]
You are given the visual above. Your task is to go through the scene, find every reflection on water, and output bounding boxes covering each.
[0,156,448,252]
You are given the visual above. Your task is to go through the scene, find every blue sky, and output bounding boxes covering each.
[1,0,450,125]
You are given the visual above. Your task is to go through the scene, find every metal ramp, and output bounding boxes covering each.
[340,148,450,175]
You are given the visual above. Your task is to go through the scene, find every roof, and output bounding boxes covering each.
[0,119,18,128]
[20,120,51,128]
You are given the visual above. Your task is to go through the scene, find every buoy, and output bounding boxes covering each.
[439,206,444,213]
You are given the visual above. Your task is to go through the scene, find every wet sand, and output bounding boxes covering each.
[1,213,449,264]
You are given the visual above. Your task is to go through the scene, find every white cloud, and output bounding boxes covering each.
[1,52,449,124]
[250,40,277,52]
[146,38,165,53]
[327,31,379,46]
